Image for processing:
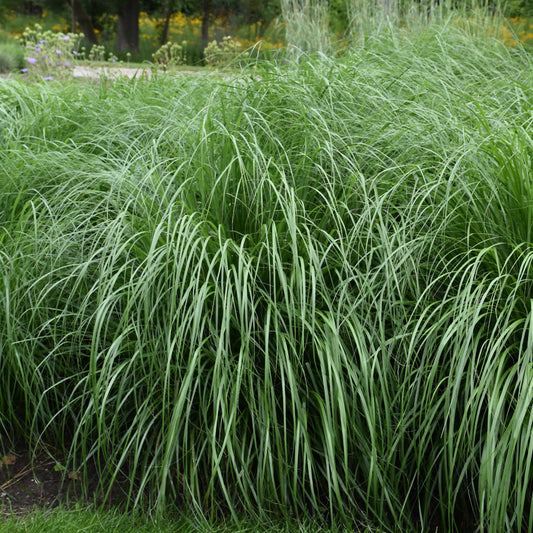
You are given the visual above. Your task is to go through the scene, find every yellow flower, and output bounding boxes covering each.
[170,13,188,27]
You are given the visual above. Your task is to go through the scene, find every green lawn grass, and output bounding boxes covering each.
[0,508,185,533]
[1,16,533,533]
[0,507,358,533]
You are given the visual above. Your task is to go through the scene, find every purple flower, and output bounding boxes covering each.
[57,61,62,66]
[61,35,70,41]
[72,50,78,55]
[43,76,53,81]
[22,68,29,73]
[27,57,37,64]
[35,47,41,52]
[55,50,61,55]
[39,39,48,44]
[64,61,71,67]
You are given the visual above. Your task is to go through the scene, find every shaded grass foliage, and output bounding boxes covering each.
[1,22,533,532]
[0,506,337,533]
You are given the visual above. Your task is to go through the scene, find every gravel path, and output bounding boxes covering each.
[71,65,155,80]
[1,66,220,82]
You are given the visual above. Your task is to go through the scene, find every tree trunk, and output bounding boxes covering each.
[201,0,211,51]
[116,0,140,53]
[258,18,273,38]
[68,0,98,44]
[159,6,173,46]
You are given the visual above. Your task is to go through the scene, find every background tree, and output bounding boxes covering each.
[155,0,196,46]
[156,0,178,45]
[67,0,98,44]
[116,0,140,52]
[200,0,210,49]
[239,0,280,39]
[181,0,242,50]
[0,0,65,18]
[0,0,283,56]
[65,0,141,52]
[153,0,281,53]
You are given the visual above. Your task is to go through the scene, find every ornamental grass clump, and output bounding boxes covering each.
[18,24,82,81]
[1,17,533,533]
[281,0,332,58]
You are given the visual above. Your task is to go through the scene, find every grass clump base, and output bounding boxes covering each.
[1,18,533,533]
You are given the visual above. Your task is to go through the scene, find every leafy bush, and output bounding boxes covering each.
[0,42,24,73]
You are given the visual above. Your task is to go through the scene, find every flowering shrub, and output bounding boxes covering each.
[204,36,244,67]
[19,24,82,81]
[151,41,186,71]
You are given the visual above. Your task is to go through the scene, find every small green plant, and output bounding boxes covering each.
[83,44,119,63]
[18,24,82,81]
[88,44,106,62]
[151,41,185,71]
[53,462,66,473]
[203,36,243,67]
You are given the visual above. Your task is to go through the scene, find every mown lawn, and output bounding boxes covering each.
[0,507,356,533]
